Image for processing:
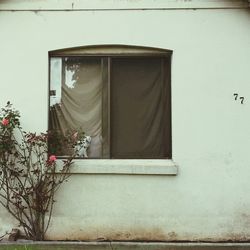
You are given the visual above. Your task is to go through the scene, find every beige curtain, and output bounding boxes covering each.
[110,57,171,158]
[49,57,104,158]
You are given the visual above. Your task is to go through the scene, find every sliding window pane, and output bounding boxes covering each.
[49,57,106,158]
[110,57,171,159]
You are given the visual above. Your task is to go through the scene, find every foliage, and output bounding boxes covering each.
[48,127,85,156]
[0,102,79,241]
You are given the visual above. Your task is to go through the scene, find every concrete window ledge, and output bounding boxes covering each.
[57,159,178,175]
[1,242,250,249]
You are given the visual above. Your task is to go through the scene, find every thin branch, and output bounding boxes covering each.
[0,199,33,233]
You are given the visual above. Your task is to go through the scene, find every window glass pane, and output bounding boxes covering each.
[111,57,171,159]
[49,57,104,158]
[49,54,171,160]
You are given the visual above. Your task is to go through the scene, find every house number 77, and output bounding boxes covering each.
[233,93,244,104]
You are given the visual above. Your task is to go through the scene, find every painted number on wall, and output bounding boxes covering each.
[234,93,244,104]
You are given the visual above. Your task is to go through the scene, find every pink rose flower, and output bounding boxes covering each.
[1,118,9,126]
[49,155,57,162]
[72,132,78,139]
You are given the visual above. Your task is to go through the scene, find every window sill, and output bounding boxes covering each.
[61,159,178,176]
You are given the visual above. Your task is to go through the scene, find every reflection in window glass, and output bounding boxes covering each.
[50,58,62,106]
[49,57,103,158]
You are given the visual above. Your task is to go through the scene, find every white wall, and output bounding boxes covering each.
[0,0,250,241]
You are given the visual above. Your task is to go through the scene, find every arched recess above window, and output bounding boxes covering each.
[49,44,172,57]
[49,44,172,161]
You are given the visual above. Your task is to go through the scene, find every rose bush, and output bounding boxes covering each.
[0,102,80,240]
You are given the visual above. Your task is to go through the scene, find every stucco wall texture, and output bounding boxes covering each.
[0,0,250,242]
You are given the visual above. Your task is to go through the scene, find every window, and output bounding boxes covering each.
[49,45,172,159]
